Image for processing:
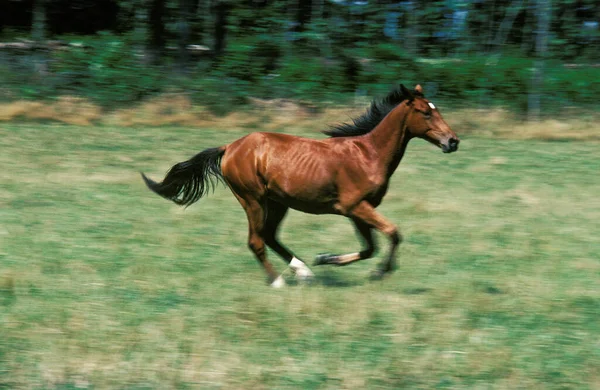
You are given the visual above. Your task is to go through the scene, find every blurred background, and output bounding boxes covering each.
[0,0,598,117]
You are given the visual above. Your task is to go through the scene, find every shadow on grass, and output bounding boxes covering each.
[318,273,365,288]
[402,287,432,295]
[472,280,504,295]
[287,269,365,288]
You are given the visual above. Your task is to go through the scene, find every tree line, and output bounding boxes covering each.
[0,0,598,116]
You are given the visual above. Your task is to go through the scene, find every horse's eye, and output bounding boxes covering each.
[423,112,432,119]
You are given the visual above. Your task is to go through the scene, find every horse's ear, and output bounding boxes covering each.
[400,84,414,101]
[414,84,424,95]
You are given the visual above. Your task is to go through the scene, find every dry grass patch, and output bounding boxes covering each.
[2,95,600,142]
[107,94,216,127]
[0,96,101,125]
[445,108,600,140]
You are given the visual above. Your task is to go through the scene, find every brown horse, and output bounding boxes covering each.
[142,84,459,287]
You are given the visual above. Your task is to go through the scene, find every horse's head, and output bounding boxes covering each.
[401,84,460,153]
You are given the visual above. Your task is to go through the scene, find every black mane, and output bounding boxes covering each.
[323,87,411,138]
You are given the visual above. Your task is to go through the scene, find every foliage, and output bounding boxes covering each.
[50,34,164,106]
[0,0,598,114]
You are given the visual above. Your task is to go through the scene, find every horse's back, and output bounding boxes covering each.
[223,132,328,167]
[221,132,340,211]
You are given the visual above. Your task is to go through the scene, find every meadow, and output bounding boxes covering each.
[1,110,599,388]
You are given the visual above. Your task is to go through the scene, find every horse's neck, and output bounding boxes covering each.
[366,103,412,177]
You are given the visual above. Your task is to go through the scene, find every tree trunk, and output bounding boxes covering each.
[312,0,324,21]
[178,0,192,70]
[31,0,46,41]
[296,0,312,33]
[213,0,228,58]
[493,0,524,49]
[191,0,204,44]
[149,0,166,65]
[404,1,418,55]
[31,0,47,75]
[133,1,150,63]
[528,0,551,121]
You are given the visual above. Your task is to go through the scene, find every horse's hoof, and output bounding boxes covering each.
[270,275,286,288]
[295,268,315,281]
[294,265,315,283]
[314,253,336,266]
[290,258,314,282]
[296,273,314,285]
[369,269,387,281]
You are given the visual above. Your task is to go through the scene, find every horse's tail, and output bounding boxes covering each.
[141,146,226,207]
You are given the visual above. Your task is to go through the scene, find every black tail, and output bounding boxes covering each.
[141,147,225,207]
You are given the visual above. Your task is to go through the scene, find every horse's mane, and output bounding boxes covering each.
[324,86,412,138]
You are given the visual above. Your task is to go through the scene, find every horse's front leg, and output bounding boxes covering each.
[320,201,401,279]
[314,219,376,266]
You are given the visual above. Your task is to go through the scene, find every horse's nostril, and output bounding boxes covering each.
[449,138,459,149]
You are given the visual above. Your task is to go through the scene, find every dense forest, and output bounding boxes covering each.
[0,0,598,116]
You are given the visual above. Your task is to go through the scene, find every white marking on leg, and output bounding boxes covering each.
[290,257,314,280]
[336,252,361,264]
[270,275,286,288]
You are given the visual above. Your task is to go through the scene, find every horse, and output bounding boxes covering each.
[141,84,460,287]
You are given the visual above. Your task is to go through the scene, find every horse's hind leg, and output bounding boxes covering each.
[236,195,284,287]
[314,219,376,266]
[263,200,314,281]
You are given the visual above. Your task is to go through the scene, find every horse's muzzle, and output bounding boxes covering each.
[442,138,460,153]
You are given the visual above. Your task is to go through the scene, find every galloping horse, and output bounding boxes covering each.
[142,84,460,287]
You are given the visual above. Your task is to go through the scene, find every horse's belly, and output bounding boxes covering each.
[272,196,338,215]
[266,185,339,215]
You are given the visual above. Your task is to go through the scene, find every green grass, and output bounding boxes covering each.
[1,122,599,389]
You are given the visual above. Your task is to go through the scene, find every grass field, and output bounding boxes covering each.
[1,116,599,389]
